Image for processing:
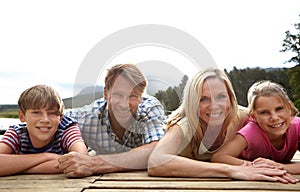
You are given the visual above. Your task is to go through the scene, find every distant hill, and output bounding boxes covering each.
[0,105,18,111]
[63,85,104,108]
[0,86,104,112]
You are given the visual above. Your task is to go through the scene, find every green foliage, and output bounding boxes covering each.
[281,14,300,114]
[287,66,300,112]
[0,111,19,118]
[154,75,188,114]
[0,105,19,118]
[281,15,300,66]
[226,67,291,107]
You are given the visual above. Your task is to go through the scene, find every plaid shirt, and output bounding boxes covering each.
[64,95,166,154]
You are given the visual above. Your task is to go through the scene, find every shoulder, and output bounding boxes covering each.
[138,95,164,113]
[238,105,249,116]
[290,117,300,129]
[176,117,193,139]
[94,98,107,109]
[7,124,26,133]
[59,116,77,129]
[237,105,250,121]
[238,120,262,137]
[140,95,163,107]
[291,116,300,123]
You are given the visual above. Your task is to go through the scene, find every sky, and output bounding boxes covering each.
[0,0,299,104]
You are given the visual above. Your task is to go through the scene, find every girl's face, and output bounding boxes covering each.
[198,78,231,127]
[252,95,292,142]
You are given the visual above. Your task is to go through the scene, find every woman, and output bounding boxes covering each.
[148,68,295,183]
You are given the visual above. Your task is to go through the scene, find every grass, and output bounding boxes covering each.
[0,110,18,118]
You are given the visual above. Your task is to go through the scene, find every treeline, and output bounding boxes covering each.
[155,66,300,115]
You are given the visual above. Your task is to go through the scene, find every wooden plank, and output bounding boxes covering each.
[99,171,231,181]
[90,180,300,191]
[84,190,295,192]
[0,179,91,190]
[0,189,83,192]
[0,173,99,182]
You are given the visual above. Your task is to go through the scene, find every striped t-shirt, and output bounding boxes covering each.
[0,116,84,154]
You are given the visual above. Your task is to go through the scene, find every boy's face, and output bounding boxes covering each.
[19,107,62,148]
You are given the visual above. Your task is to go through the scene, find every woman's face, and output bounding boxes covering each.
[198,78,231,127]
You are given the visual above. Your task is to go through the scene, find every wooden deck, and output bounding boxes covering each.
[0,171,300,192]
[0,132,299,192]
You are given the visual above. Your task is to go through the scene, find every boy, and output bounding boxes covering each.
[0,85,87,176]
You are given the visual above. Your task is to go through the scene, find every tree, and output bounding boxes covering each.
[281,15,300,66]
[154,75,188,114]
[227,67,290,107]
[281,14,300,113]
[286,65,300,111]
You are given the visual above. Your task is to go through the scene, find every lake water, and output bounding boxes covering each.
[0,118,21,130]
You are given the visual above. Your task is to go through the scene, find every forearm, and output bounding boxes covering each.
[0,153,53,176]
[283,163,300,175]
[94,142,158,174]
[211,154,244,166]
[25,159,62,174]
[148,154,232,178]
[97,149,151,172]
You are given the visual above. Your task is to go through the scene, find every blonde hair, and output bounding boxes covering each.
[18,85,64,115]
[247,80,299,116]
[167,68,239,156]
[105,64,147,94]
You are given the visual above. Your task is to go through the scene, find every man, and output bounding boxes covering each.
[58,64,166,177]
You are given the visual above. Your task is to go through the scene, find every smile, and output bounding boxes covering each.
[270,122,284,128]
[116,108,131,113]
[37,126,51,131]
[208,112,223,117]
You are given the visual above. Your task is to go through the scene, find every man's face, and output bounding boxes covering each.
[105,74,142,128]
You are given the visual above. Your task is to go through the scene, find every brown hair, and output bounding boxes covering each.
[104,64,147,94]
[18,84,64,115]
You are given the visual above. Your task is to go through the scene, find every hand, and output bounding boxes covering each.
[252,157,284,169]
[230,165,297,183]
[57,152,95,178]
[251,158,299,184]
[272,173,299,184]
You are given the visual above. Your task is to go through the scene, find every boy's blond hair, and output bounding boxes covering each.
[18,85,64,115]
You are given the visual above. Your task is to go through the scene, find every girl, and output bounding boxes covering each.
[212,80,300,176]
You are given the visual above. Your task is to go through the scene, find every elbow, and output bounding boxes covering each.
[210,153,219,163]
[147,155,159,176]
[148,165,163,177]
[147,156,168,177]
[147,154,166,177]
[148,161,166,177]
